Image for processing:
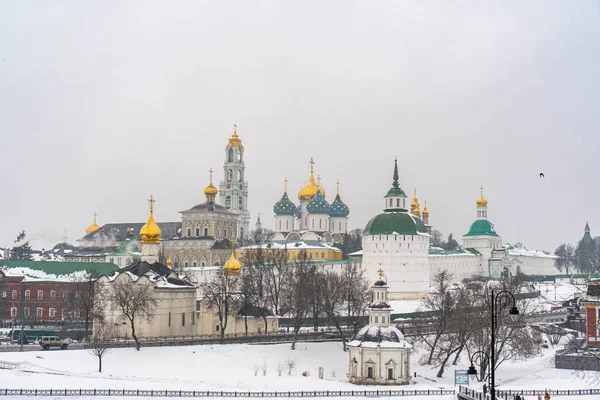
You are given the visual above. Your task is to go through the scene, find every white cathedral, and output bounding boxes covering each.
[361,159,558,299]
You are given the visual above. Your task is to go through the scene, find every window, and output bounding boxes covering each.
[182,313,186,326]
[187,228,191,237]
[204,227,208,236]
[238,197,243,210]
[24,307,30,317]
[38,290,43,299]
[2,291,6,298]
[168,312,171,327]
[388,369,394,380]
[50,291,56,299]
[74,309,80,318]
[25,290,30,299]
[63,291,68,299]
[196,228,200,237]
[322,252,325,258]
[389,199,393,207]
[367,367,374,379]
[223,229,227,238]
[225,196,232,209]
[228,149,234,163]
[10,307,17,317]
[49,308,56,318]
[12,290,16,299]
[61,308,69,318]
[216,325,220,332]
[396,198,400,208]
[36,308,43,317]
[375,316,378,323]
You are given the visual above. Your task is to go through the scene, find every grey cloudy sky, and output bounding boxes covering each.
[1,0,599,252]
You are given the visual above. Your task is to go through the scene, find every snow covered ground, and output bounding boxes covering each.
[0,340,595,398]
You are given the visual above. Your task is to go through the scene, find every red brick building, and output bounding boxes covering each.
[581,281,600,348]
[0,260,118,326]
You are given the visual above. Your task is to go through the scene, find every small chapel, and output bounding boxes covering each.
[347,270,412,385]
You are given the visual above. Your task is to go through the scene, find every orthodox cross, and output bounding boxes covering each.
[378,268,384,281]
[148,195,155,213]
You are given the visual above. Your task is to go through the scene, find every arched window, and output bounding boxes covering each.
[396,198,400,207]
[390,199,393,207]
[228,148,234,162]
[225,196,231,209]
[204,227,208,236]
[224,229,227,238]
[238,196,243,210]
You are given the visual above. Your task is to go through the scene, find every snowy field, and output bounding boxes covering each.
[0,340,596,400]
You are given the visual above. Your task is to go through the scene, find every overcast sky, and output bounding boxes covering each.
[1,0,599,252]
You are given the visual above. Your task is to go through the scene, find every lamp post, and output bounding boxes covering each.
[468,289,520,400]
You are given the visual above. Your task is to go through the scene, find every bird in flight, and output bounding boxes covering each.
[539,173,545,178]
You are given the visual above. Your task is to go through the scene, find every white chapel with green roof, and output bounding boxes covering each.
[363,160,557,299]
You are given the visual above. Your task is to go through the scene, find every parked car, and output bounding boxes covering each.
[39,336,69,350]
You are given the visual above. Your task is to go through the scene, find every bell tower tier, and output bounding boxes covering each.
[218,124,251,240]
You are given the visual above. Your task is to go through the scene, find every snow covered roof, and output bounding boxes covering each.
[348,325,412,349]
[505,244,556,258]
[240,241,341,251]
[348,250,363,256]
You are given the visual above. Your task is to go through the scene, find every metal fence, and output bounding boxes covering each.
[0,388,456,397]
[458,385,600,400]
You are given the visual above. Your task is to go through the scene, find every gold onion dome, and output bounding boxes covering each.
[476,184,488,207]
[298,158,326,201]
[410,190,419,211]
[226,123,243,149]
[204,168,218,197]
[414,205,421,216]
[422,201,429,216]
[140,195,161,243]
[86,212,100,234]
[224,242,241,274]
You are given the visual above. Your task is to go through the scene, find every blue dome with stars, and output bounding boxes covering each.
[273,192,297,216]
[306,190,330,214]
[329,194,350,217]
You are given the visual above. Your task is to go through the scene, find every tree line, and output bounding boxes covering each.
[415,270,542,379]
[554,236,600,274]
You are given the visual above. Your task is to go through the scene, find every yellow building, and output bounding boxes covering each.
[238,241,343,264]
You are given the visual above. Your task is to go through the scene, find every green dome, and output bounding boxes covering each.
[464,220,499,237]
[307,190,330,214]
[329,194,350,217]
[364,211,428,235]
[113,240,140,254]
[273,192,296,216]
[52,242,74,251]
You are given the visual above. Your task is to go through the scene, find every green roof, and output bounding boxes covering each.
[464,219,500,237]
[0,260,118,277]
[428,247,481,256]
[113,240,139,254]
[364,211,428,235]
[52,242,74,251]
[385,158,407,198]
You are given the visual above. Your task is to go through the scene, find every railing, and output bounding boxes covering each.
[0,388,456,397]
[0,361,19,370]
[458,385,600,400]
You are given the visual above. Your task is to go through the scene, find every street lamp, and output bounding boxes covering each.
[467,289,520,400]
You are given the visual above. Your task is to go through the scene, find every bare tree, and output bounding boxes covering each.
[106,282,158,351]
[416,270,455,365]
[284,252,314,350]
[342,262,370,334]
[87,322,114,372]
[321,271,350,351]
[70,268,102,342]
[285,358,297,375]
[263,253,291,317]
[200,269,240,339]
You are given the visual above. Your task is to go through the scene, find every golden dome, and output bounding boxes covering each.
[204,168,218,197]
[223,241,241,275]
[298,158,326,201]
[476,184,488,207]
[414,206,421,216]
[422,201,429,216]
[226,123,243,149]
[85,212,100,234]
[410,190,419,212]
[140,195,161,243]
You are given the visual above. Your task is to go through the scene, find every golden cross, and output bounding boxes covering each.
[233,123,237,134]
[336,179,340,194]
[309,157,314,174]
[148,195,155,213]
[209,168,214,184]
[317,175,321,185]
[284,177,288,192]
[93,212,97,223]
[377,268,384,281]
[480,184,484,197]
